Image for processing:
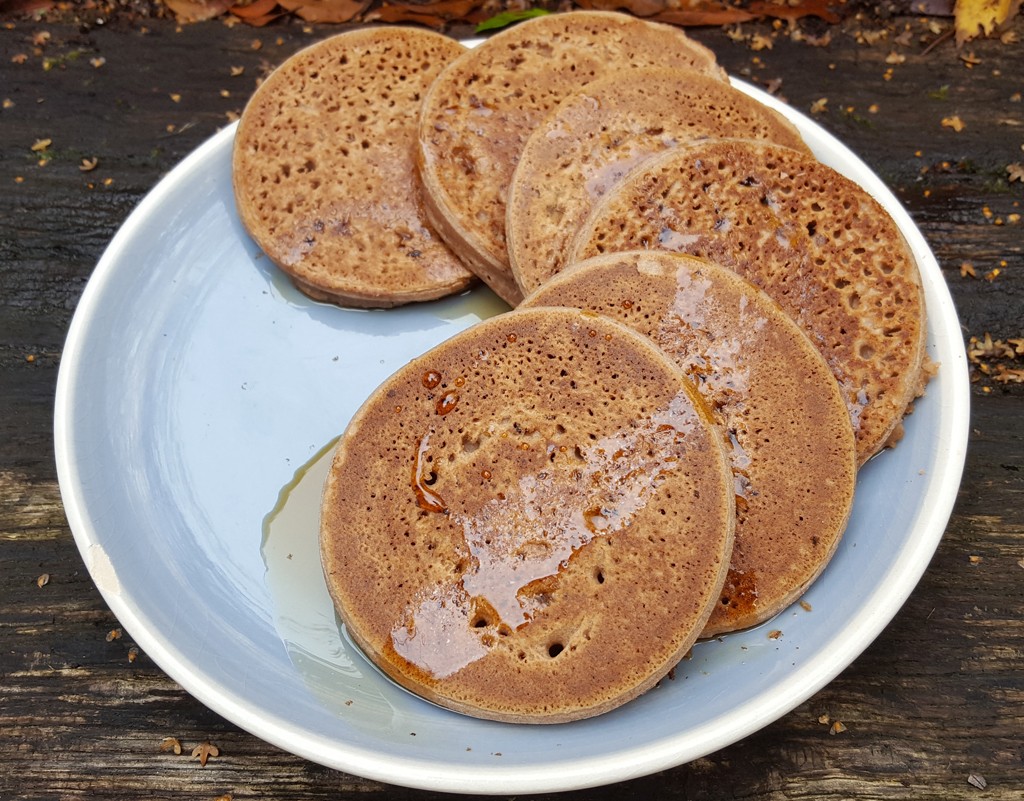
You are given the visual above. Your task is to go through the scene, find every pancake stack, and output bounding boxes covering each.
[507,66,810,296]
[230,10,934,723]
[417,11,726,305]
[568,139,931,465]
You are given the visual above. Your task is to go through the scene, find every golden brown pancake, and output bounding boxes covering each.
[417,10,725,306]
[520,252,857,636]
[232,28,474,308]
[508,67,809,297]
[569,139,930,465]
[320,307,735,723]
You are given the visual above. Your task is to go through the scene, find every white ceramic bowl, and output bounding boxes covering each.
[54,78,969,793]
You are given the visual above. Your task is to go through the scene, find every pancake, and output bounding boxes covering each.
[520,252,857,636]
[320,307,735,723]
[417,10,725,306]
[232,27,474,308]
[508,67,809,297]
[568,139,931,465]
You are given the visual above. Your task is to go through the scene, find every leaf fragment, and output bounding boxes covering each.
[942,115,966,131]
[967,773,988,789]
[36,573,49,587]
[829,720,847,734]
[476,8,550,33]
[1008,163,1024,182]
[192,741,220,766]
[164,0,233,23]
[31,137,51,152]
[80,157,98,172]
[159,736,183,754]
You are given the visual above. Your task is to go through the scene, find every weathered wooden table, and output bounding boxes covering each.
[2,6,1021,799]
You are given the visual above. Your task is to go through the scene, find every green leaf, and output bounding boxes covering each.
[475,8,550,33]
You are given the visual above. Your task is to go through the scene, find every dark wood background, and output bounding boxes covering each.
[1,4,1021,799]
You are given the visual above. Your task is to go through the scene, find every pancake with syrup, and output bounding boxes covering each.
[568,139,932,464]
[508,66,809,297]
[232,27,474,308]
[320,307,735,723]
[520,252,857,635]
[417,10,725,306]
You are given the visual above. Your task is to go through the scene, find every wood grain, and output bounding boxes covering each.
[1,10,1022,800]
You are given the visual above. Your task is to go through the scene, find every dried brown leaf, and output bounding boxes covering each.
[276,0,370,23]
[0,0,55,13]
[995,365,1024,383]
[230,0,278,17]
[1008,162,1024,182]
[164,0,234,22]
[159,736,183,754]
[366,0,483,27]
[192,741,220,766]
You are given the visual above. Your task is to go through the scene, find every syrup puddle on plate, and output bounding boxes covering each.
[261,438,413,729]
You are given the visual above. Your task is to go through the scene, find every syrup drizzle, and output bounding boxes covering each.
[390,391,700,679]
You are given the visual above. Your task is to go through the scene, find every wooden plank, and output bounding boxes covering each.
[1,9,1021,800]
